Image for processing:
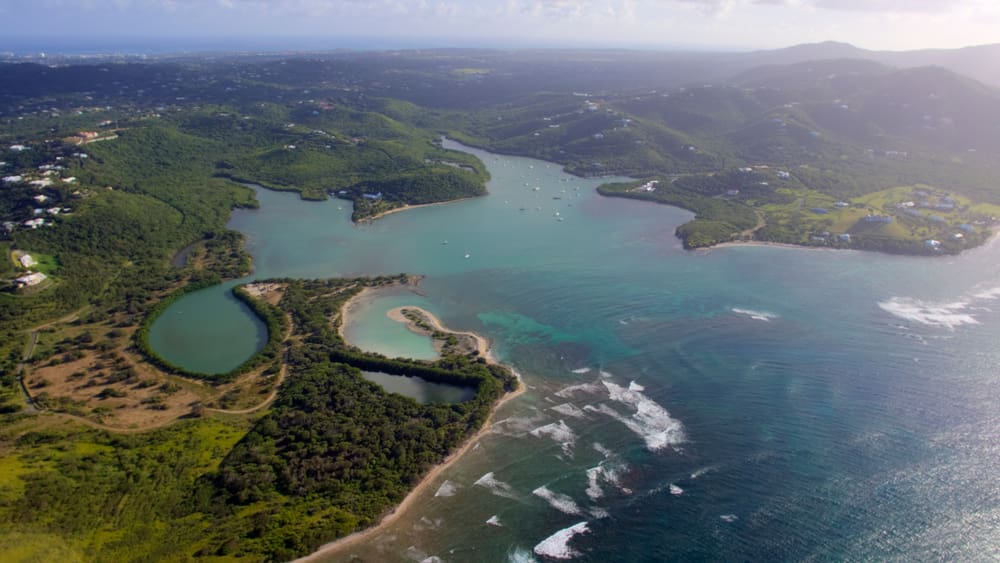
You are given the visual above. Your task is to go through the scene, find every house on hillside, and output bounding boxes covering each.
[14,272,46,288]
[19,254,36,268]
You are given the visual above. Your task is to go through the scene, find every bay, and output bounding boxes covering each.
[154,140,1000,561]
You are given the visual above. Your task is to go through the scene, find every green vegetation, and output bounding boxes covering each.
[3,48,1000,561]
[0,275,517,561]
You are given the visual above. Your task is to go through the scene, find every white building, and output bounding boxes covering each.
[15,272,47,287]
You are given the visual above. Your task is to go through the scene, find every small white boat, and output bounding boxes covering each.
[464,253,471,259]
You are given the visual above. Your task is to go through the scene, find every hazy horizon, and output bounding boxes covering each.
[2,0,999,55]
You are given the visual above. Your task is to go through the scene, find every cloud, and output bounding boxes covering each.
[810,0,961,12]
[666,0,977,13]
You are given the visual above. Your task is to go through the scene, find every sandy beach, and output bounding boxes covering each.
[707,240,844,253]
[357,196,479,223]
[300,290,524,562]
[387,305,495,361]
[336,285,373,342]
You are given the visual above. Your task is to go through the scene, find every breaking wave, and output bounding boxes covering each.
[474,472,519,500]
[571,367,592,374]
[434,480,460,497]
[555,382,604,398]
[731,307,777,321]
[585,460,628,501]
[508,546,538,563]
[690,464,719,479]
[584,381,685,451]
[551,403,587,419]
[592,442,613,458]
[533,521,590,560]
[492,412,549,436]
[533,485,583,515]
[530,420,577,455]
[878,297,979,329]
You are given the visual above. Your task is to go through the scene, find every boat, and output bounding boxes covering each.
[464,253,471,259]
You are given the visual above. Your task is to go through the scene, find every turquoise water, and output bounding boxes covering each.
[154,140,1000,561]
[342,289,439,361]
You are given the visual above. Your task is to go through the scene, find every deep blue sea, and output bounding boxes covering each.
[153,141,1000,561]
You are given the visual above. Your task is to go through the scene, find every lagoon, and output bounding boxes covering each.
[360,371,476,404]
[153,140,1000,561]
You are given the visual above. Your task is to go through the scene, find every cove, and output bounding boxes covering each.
[149,139,642,372]
[148,140,1000,561]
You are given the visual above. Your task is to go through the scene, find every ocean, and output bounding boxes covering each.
[151,140,1000,561]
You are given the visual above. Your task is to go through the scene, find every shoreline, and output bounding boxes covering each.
[706,240,843,253]
[704,226,1000,255]
[355,196,479,224]
[386,305,496,362]
[301,288,524,562]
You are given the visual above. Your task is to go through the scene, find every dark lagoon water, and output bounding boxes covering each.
[152,140,1000,561]
[361,371,476,405]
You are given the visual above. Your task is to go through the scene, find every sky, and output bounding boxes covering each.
[1,0,999,53]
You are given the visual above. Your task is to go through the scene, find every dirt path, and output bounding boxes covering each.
[205,362,288,416]
[16,307,89,413]
[740,209,767,239]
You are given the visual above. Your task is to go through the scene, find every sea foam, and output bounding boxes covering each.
[532,485,583,515]
[555,382,604,398]
[434,480,460,497]
[878,297,979,329]
[533,521,590,560]
[690,465,719,479]
[474,472,518,499]
[585,381,685,451]
[731,307,777,321]
[508,547,538,563]
[585,460,628,501]
[571,367,592,374]
[551,403,587,419]
[530,420,577,455]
